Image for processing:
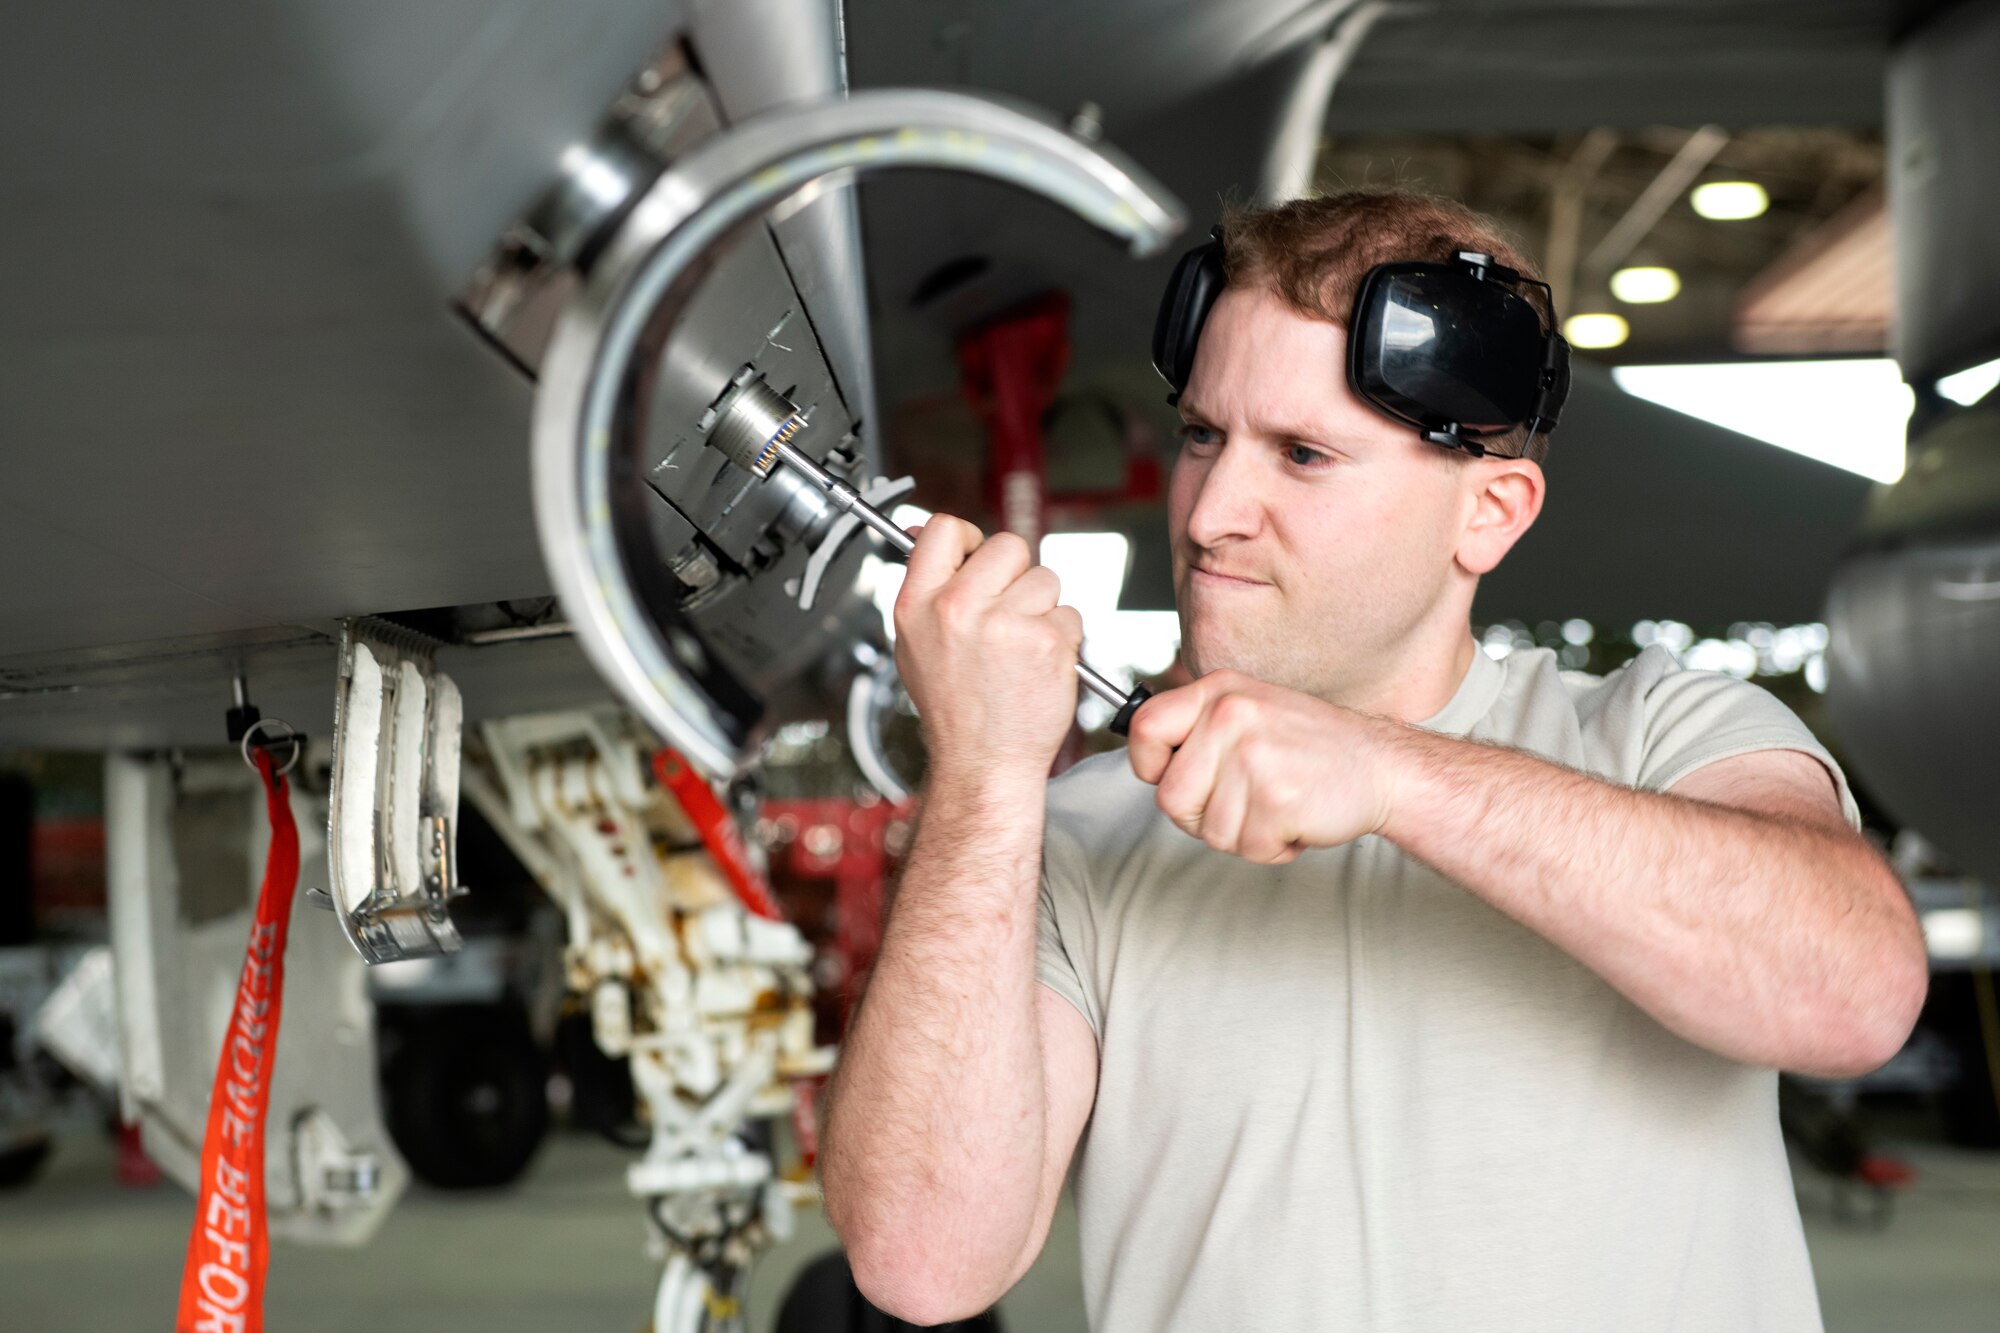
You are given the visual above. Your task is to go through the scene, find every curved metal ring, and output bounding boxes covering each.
[533,88,1186,780]
[239,716,302,777]
[847,643,915,805]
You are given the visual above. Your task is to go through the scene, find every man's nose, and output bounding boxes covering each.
[1183,440,1265,548]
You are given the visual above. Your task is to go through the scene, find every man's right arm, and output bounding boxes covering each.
[817,517,1099,1325]
[821,775,1097,1323]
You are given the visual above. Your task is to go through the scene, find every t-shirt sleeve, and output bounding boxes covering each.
[1636,657,1862,831]
[1037,817,1103,1043]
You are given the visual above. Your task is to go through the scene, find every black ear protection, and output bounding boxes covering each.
[1150,226,1228,401]
[1150,230,1572,459]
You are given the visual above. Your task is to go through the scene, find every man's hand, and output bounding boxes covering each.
[1126,669,1403,863]
[893,517,1084,783]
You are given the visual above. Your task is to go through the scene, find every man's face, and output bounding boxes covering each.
[1167,284,1473,703]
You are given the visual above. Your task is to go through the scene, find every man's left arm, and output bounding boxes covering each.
[1127,672,1929,1078]
[1380,726,1926,1077]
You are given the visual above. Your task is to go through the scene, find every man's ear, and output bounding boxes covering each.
[1456,456,1545,576]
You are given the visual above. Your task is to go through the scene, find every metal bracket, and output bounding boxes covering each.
[291,1107,385,1219]
[325,620,467,964]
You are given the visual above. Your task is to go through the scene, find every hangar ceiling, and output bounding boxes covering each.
[844,0,1925,628]
[846,0,1910,396]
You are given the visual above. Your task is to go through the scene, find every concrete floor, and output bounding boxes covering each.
[4,1125,1998,1332]
[0,1127,1084,1333]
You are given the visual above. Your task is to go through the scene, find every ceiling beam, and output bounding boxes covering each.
[1544,128,1620,318]
[1583,124,1729,277]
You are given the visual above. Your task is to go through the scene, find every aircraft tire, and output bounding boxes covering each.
[383,1004,549,1189]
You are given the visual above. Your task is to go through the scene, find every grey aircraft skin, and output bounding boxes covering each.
[7,6,2000,1323]
[3,4,1998,878]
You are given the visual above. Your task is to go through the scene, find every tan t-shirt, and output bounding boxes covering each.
[1036,643,1859,1333]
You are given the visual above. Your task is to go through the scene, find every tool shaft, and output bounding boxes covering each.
[765,438,1138,712]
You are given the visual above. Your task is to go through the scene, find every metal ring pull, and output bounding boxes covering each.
[239,716,302,777]
[533,88,1186,779]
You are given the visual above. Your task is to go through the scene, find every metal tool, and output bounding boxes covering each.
[704,372,1152,734]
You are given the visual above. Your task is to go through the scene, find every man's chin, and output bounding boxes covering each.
[1182,633,1338,697]
[1182,637,1265,684]
[1182,610,1325,682]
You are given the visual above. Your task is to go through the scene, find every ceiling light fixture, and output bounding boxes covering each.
[1563,312,1629,349]
[1690,181,1768,221]
[1612,359,1911,483]
[1936,356,2000,408]
[1609,266,1681,304]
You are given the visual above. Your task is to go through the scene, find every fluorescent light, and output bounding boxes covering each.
[1076,609,1180,694]
[1612,359,1911,483]
[1937,356,2000,407]
[1037,534,1181,678]
[1563,313,1629,349]
[1610,266,1681,304]
[1040,533,1186,728]
[1685,637,1759,679]
[1040,533,1131,621]
[1923,907,1984,960]
[1691,181,1768,221]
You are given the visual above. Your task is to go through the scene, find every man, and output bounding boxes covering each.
[819,190,1927,1331]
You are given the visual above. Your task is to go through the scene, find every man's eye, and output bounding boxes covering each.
[1284,443,1330,467]
[1179,423,1220,448]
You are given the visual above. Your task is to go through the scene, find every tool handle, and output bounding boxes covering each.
[1108,683,1151,737]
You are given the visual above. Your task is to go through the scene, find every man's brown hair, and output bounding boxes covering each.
[1218,189,1556,464]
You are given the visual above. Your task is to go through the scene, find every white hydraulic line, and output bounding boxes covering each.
[1258,1,1391,205]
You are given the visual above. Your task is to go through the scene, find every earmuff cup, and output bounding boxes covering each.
[1150,227,1571,457]
[1149,227,1227,404]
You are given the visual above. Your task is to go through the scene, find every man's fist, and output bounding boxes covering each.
[893,517,1084,784]
[1125,670,1408,863]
